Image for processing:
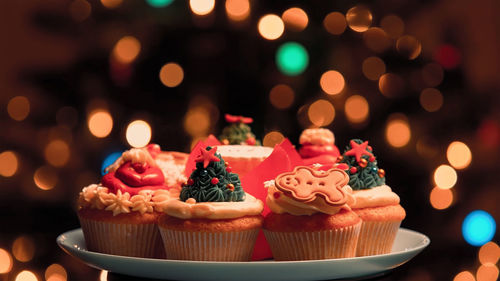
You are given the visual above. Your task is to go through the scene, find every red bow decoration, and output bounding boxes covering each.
[102,162,166,196]
[225,114,253,124]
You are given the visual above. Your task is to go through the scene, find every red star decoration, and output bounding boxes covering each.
[195,147,220,168]
[344,140,374,163]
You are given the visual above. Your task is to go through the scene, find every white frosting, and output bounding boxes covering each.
[155,156,187,187]
[105,148,157,173]
[350,185,400,209]
[299,128,335,145]
[216,145,273,158]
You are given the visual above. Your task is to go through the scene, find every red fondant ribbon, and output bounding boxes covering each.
[225,114,253,124]
[102,161,166,195]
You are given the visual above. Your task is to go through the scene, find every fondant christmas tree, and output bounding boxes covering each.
[219,114,261,145]
[338,139,386,190]
[180,146,245,202]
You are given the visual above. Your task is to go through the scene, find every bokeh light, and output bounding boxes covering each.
[462,210,496,246]
[323,12,346,35]
[276,42,309,76]
[159,63,184,87]
[69,0,91,22]
[479,242,500,265]
[0,151,19,177]
[112,36,141,64]
[385,114,411,148]
[258,14,285,40]
[430,187,453,210]
[282,7,308,32]
[434,44,461,69]
[101,0,122,9]
[0,248,13,274]
[320,70,345,95]
[34,166,58,191]
[433,164,457,189]
[184,107,211,137]
[15,271,38,281]
[12,236,35,262]
[477,264,499,281]
[362,56,386,81]
[447,141,472,170]
[420,88,444,112]
[454,271,475,281]
[88,110,113,138]
[44,140,70,167]
[380,14,404,39]
[363,27,391,53]
[101,152,122,175]
[346,6,372,32]
[146,0,173,8]
[45,264,67,281]
[100,270,108,281]
[308,99,335,127]
[416,136,439,159]
[345,95,369,124]
[7,96,30,121]
[396,35,422,60]
[422,63,444,87]
[225,0,250,21]
[379,73,404,98]
[269,84,295,109]
[190,0,215,16]
[263,131,285,147]
[126,120,152,148]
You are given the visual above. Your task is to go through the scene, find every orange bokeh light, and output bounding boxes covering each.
[282,7,308,31]
[308,99,335,127]
[323,12,346,35]
[44,140,70,167]
[0,248,13,274]
[263,131,285,147]
[184,107,211,137]
[0,151,18,177]
[479,242,500,265]
[320,70,345,95]
[15,271,38,281]
[269,84,295,109]
[380,14,404,39]
[476,264,499,281]
[420,88,443,112]
[45,264,67,281]
[454,271,475,281]
[379,73,404,98]
[447,141,472,170]
[69,0,91,22]
[258,14,284,40]
[430,187,453,210]
[101,0,122,9]
[396,35,422,60]
[190,0,215,16]
[88,110,113,138]
[112,36,141,64]
[345,95,370,124]
[7,96,30,121]
[346,6,372,32]
[362,56,386,81]
[12,236,35,262]
[225,0,250,21]
[385,114,411,148]
[363,27,391,53]
[126,120,152,148]
[34,166,58,191]
[434,164,457,189]
[159,63,184,88]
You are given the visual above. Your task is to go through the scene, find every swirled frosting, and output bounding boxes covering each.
[105,148,157,173]
[349,185,400,209]
[78,184,173,216]
[265,180,354,216]
[299,128,335,146]
[160,193,263,220]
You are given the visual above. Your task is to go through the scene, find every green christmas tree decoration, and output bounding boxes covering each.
[339,139,386,190]
[180,146,245,202]
[219,114,261,145]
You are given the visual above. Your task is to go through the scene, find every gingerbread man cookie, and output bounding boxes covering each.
[275,166,350,206]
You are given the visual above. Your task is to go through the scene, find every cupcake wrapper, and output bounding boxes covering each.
[79,217,164,258]
[263,222,361,261]
[158,228,259,261]
[356,220,401,257]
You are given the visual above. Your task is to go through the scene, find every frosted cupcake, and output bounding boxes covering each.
[299,128,340,166]
[77,146,174,258]
[338,139,406,256]
[263,166,361,261]
[157,146,264,261]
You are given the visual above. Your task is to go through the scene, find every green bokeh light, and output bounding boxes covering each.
[276,42,309,76]
[146,0,174,8]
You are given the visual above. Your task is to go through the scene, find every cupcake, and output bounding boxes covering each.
[157,146,264,261]
[299,128,340,166]
[219,114,261,146]
[338,139,406,256]
[263,166,361,261]
[77,146,174,258]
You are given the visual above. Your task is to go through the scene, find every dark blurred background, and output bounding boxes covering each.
[0,0,499,280]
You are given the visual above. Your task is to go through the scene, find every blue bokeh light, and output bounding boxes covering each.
[462,210,496,246]
[101,152,123,175]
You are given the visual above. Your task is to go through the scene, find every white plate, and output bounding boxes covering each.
[57,228,429,281]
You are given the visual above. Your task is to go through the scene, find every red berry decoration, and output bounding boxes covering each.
[227,183,235,191]
[336,155,344,162]
[187,178,194,185]
[246,137,256,145]
[350,167,358,174]
[359,158,368,168]
[378,169,386,178]
[226,166,232,173]
[369,156,376,162]
[273,192,281,199]
[222,139,229,145]
[211,178,219,185]
[225,161,229,166]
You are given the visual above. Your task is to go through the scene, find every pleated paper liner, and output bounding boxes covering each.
[79,217,164,258]
[263,222,361,261]
[356,220,401,257]
[158,228,260,261]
